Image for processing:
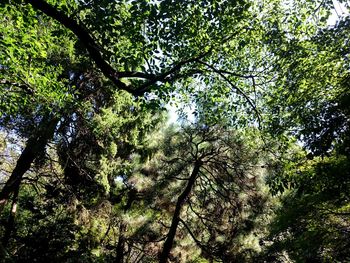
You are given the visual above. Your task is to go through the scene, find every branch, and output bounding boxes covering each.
[0,79,34,95]
[179,218,208,251]
[25,0,136,94]
[25,0,211,97]
[212,69,256,79]
[198,60,262,128]
[118,71,156,79]
[133,51,211,96]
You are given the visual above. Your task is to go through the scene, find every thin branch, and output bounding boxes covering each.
[198,60,262,128]
[134,51,211,95]
[188,199,215,224]
[0,79,34,95]
[118,71,156,79]
[211,69,256,79]
[179,218,207,251]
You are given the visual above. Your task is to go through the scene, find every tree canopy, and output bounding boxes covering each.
[0,0,349,262]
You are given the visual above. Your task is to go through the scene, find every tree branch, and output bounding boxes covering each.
[179,218,208,252]
[133,51,211,96]
[25,0,136,94]
[211,69,256,79]
[118,71,156,79]
[198,60,262,128]
[0,79,34,95]
[25,0,210,97]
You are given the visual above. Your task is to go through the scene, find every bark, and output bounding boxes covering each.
[116,222,126,263]
[1,182,19,248]
[159,160,202,263]
[115,188,135,263]
[0,116,58,214]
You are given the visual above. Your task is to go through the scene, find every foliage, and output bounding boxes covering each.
[1,0,349,262]
[0,0,78,136]
[127,125,269,262]
[260,5,350,262]
[260,153,350,262]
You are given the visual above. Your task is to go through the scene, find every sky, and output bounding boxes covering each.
[328,0,349,25]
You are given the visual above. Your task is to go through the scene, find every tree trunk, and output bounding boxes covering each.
[116,222,126,263]
[1,182,19,248]
[159,160,202,263]
[0,116,58,214]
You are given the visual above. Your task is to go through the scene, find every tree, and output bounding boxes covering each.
[260,4,350,261]
[0,0,275,239]
[0,89,164,261]
[104,124,269,262]
[1,0,347,261]
[0,0,257,212]
[158,125,268,262]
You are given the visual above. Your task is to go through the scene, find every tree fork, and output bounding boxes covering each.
[159,160,202,263]
[24,0,211,96]
[0,116,58,214]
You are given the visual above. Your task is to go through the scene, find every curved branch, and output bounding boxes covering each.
[25,0,135,94]
[118,71,156,79]
[198,60,262,128]
[134,51,211,96]
[24,0,210,96]
[179,218,208,252]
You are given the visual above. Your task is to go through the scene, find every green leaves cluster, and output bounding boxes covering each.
[0,1,79,137]
[1,0,350,262]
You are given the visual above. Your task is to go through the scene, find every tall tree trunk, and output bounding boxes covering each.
[159,160,202,263]
[1,182,19,248]
[116,222,126,263]
[0,116,58,214]
[115,188,136,263]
